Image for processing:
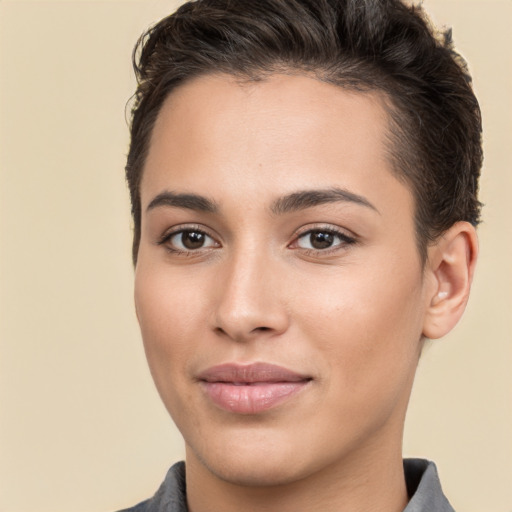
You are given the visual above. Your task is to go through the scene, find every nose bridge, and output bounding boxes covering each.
[213,241,288,340]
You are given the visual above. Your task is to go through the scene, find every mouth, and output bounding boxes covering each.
[197,362,312,414]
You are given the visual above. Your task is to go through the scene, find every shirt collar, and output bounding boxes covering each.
[403,458,455,512]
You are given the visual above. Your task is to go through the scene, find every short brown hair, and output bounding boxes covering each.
[126,0,482,264]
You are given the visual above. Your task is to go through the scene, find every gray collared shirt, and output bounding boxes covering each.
[403,459,455,511]
[118,458,455,511]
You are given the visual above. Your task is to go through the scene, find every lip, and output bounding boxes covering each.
[197,362,312,414]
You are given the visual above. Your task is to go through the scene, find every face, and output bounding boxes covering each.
[135,73,431,487]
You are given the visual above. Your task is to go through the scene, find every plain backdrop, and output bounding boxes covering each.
[0,1,511,511]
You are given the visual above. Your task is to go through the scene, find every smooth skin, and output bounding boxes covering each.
[134,73,477,512]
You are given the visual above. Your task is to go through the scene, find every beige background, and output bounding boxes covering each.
[0,1,510,511]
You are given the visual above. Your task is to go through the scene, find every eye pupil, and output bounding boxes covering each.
[182,231,205,249]
[310,231,334,249]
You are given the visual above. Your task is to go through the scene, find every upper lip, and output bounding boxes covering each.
[197,362,312,384]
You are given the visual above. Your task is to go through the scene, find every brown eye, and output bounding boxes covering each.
[165,229,218,252]
[309,231,335,249]
[295,228,356,251]
[181,231,206,249]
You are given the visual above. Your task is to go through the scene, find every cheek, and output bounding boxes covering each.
[134,263,207,379]
[292,254,425,392]
[134,263,213,429]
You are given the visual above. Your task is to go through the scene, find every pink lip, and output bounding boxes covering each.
[197,363,312,414]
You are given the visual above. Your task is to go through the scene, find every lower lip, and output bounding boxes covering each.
[201,381,310,414]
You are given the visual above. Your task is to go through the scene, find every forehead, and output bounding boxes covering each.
[148,73,390,164]
[142,73,411,219]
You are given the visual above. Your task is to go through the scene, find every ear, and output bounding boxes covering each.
[422,222,478,339]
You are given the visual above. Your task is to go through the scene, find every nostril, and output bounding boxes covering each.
[214,326,271,335]
[253,326,271,332]
[213,324,276,341]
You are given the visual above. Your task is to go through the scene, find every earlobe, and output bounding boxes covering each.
[422,222,478,340]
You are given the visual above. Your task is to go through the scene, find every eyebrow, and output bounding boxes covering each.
[146,187,378,216]
[146,191,219,213]
[270,187,379,215]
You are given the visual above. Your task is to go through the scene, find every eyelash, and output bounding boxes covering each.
[157,225,357,256]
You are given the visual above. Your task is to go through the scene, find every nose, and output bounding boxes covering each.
[212,249,290,342]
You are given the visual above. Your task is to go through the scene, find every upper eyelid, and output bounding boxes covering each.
[161,223,214,236]
[294,224,356,239]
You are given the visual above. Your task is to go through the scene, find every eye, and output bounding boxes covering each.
[294,228,356,251]
[161,228,219,252]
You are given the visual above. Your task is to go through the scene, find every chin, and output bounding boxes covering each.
[214,464,294,487]
[185,424,332,488]
[199,451,308,488]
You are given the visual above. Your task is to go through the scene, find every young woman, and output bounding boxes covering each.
[120,1,481,510]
